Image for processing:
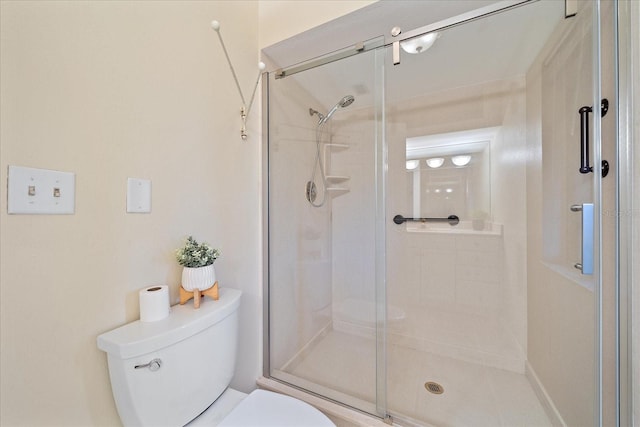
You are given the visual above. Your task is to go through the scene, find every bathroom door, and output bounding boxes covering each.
[382,1,614,426]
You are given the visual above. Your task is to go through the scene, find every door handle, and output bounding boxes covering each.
[578,99,609,178]
[570,203,594,275]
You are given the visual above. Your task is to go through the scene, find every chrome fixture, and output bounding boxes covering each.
[134,358,162,371]
[400,32,439,54]
[570,203,594,275]
[211,20,266,140]
[306,95,355,207]
[309,95,355,126]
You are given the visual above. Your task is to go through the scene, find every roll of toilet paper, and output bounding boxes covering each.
[139,285,170,322]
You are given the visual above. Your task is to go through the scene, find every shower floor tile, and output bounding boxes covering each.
[285,328,551,427]
[286,329,376,402]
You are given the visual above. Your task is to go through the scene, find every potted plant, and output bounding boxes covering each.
[176,236,220,306]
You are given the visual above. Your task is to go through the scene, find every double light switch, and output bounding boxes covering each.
[7,165,75,214]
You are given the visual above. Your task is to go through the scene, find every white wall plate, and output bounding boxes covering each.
[7,165,75,214]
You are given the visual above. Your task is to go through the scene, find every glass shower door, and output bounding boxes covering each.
[265,41,387,417]
[383,1,609,426]
[264,0,618,425]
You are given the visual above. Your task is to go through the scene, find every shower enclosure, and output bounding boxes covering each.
[263,1,622,425]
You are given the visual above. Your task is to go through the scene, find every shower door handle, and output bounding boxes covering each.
[578,99,609,177]
[570,203,594,275]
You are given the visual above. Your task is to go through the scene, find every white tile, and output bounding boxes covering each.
[456,249,502,267]
[456,264,501,283]
[285,329,550,427]
[412,353,502,427]
[456,279,503,309]
[486,367,552,426]
[456,235,503,252]
[420,249,456,304]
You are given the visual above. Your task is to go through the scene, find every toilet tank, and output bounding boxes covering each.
[97,288,242,427]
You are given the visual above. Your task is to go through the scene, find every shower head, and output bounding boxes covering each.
[312,95,355,125]
[338,95,355,108]
[323,95,355,123]
[309,108,325,122]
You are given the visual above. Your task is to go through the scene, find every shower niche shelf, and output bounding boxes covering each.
[405,221,503,236]
[322,142,350,197]
[325,143,349,151]
[326,187,349,195]
[326,175,350,184]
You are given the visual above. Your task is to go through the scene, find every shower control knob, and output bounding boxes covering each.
[134,358,162,371]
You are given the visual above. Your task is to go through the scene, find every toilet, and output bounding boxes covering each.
[97,288,335,427]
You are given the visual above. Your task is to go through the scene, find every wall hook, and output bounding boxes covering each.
[211,20,265,140]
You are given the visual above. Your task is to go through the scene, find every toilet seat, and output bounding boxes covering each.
[217,389,335,427]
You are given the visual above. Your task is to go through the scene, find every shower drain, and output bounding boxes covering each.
[424,381,444,395]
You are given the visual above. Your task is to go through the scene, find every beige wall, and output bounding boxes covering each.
[0,2,261,425]
[0,1,372,426]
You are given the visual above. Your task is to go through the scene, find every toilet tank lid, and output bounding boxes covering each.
[97,288,241,359]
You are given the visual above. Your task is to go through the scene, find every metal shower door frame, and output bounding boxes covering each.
[260,0,614,425]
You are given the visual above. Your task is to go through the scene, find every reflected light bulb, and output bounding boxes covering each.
[426,157,444,168]
[451,155,471,166]
[406,160,420,170]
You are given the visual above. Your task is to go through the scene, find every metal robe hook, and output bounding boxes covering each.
[211,20,266,140]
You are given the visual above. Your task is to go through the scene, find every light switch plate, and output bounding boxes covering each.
[127,178,151,213]
[7,165,75,214]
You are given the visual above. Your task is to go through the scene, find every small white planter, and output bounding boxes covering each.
[181,264,216,292]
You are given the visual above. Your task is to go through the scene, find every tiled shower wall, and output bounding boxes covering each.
[329,77,528,370]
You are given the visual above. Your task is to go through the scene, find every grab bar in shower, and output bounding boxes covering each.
[578,98,609,178]
[393,214,459,226]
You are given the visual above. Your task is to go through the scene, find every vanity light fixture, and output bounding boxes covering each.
[451,155,472,166]
[406,160,420,170]
[426,157,445,168]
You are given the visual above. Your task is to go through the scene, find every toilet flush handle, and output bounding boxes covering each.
[134,358,162,371]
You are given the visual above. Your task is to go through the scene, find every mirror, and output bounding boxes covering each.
[405,126,496,229]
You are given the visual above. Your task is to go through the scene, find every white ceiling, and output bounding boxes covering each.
[263,0,565,112]
[262,0,500,70]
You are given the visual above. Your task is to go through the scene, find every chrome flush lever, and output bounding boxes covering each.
[570,203,594,275]
[134,358,162,371]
